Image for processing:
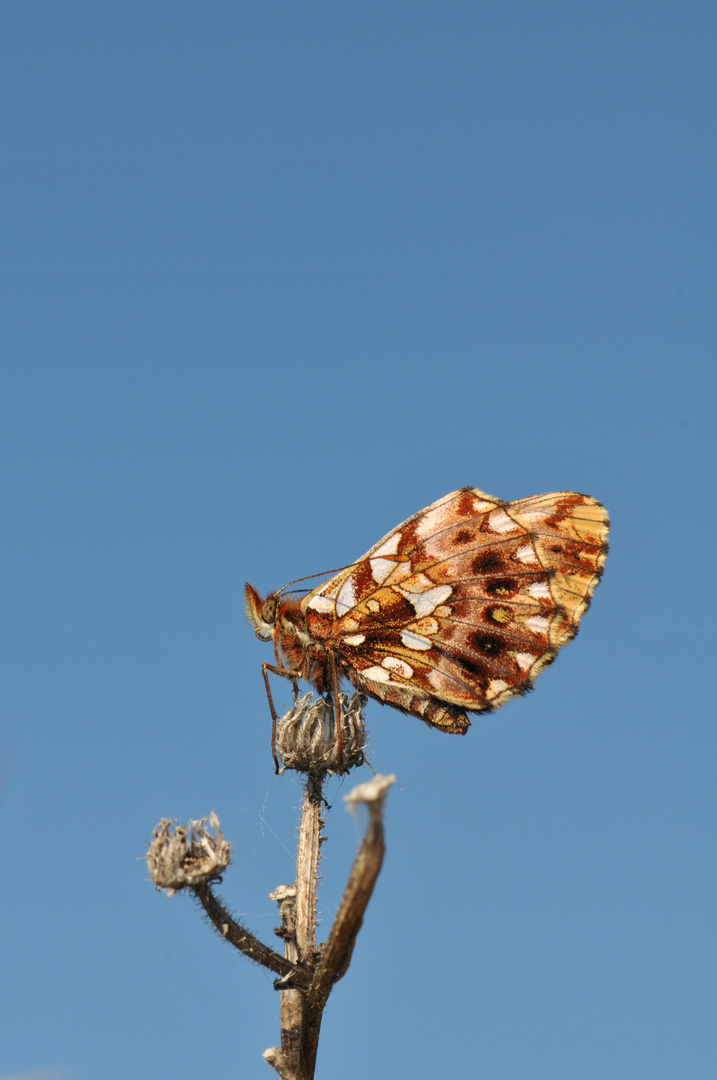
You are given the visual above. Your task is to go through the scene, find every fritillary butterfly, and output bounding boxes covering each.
[245,487,608,762]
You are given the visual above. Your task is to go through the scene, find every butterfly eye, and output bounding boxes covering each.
[262,597,278,625]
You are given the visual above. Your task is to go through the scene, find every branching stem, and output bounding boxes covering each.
[193,881,312,990]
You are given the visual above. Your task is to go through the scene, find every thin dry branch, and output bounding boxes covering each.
[264,885,303,1080]
[194,881,312,990]
[294,774,395,1079]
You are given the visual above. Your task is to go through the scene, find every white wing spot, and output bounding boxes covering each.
[516,543,539,564]
[489,679,509,695]
[382,656,414,678]
[525,615,549,634]
[336,576,358,615]
[370,557,395,584]
[488,509,515,533]
[515,652,536,671]
[427,668,446,690]
[517,509,550,525]
[308,595,335,614]
[367,598,381,613]
[528,580,551,599]
[372,533,401,558]
[400,629,433,651]
[397,583,452,617]
[342,634,366,646]
[415,503,455,540]
[363,665,390,683]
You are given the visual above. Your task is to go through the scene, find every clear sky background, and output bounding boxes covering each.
[1,3,715,1078]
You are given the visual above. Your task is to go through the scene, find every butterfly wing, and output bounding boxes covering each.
[302,487,609,732]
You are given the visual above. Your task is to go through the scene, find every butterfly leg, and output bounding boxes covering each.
[262,661,301,773]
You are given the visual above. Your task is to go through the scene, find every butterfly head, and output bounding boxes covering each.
[244,583,278,641]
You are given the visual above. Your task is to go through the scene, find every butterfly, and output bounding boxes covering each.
[245,487,609,767]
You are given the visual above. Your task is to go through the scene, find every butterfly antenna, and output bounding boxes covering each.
[276,565,352,596]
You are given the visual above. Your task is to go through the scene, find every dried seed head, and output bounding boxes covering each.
[276,692,367,775]
[146,812,231,896]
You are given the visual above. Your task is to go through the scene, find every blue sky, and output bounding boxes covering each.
[1,2,715,1078]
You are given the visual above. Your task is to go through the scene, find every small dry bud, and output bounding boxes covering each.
[146,811,231,896]
[276,691,367,775]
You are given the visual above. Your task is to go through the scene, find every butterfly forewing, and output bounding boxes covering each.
[302,487,608,729]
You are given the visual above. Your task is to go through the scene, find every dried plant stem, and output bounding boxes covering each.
[265,773,326,1078]
[193,881,311,989]
[295,775,393,1078]
[267,885,302,1079]
[293,773,326,1079]
[308,776,388,1003]
[295,773,323,961]
[264,774,395,1079]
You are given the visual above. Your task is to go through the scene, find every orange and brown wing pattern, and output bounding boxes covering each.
[303,487,608,733]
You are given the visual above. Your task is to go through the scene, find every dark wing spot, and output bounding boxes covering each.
[472,552,504,574]
[453,528,474,545]
[450,653,490,688]
[471,632,506,656]
[435,643,490,690]
[485,577,518,597]
[459,654,489,678]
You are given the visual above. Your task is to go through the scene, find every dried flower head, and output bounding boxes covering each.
[146,812,231,896]
[276,691,367,774]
